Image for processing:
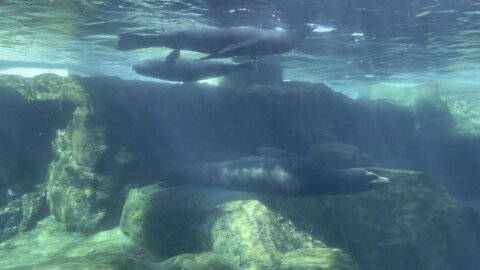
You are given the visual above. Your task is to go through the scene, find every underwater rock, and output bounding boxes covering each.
[366,82,422,106]
[120,184,251,255]
[0,76,74,194]
[19,74,116,232]
[27,255,152,270]
[442,91,480,137]
[47,125,109,232]
[157,252,238,270]
[119,168,480,270]
[0,198,22,242]
[261,168,480,270]
[120,184,325,269]
[18,185,48,232]
[0,217,155,270]
[413,95,454,137]
[0,185,48,242]
[280,248,361,270]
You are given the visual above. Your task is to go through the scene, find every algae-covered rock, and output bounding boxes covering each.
[0,217,155,270]
[157,252,238,270]
[27,255,152,270]
[445,92,480,136]
[0,198,22,242]
[120,184,323,269]
[47,124,109,231]
[263,169,480,270]
[280,248,361,270]
[1,73,122,233]
[26,74,114,232]
[0,186,48,242]
[120,168,480,270]
[210,199,323,269]
[120,184,249,255]
[18,185,48,232]
[0,76,74,194]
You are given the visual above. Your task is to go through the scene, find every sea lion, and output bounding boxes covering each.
[118,24,315,59]
[174,156,390,197]
[133,49,256,82]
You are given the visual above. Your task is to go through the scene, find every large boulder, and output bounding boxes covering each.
[0,185,47,242]
[0,217,153,270]
[120,169,480,270]
[157,252,238,270]
[263,168,480,270]
[280,248,361,270]
[120,184,357,269]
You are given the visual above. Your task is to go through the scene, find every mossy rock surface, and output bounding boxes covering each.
[25,255,151,270]
[261,169,480,270]
[157,252,238,270]
[120,184,251,255]
[280,247,361,270]
[0,217,155,270]
[120,184,323,269]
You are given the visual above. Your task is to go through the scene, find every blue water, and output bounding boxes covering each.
[1,0,479,94]
[1,1,480,270]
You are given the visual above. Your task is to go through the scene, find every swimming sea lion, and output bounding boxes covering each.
[133,49,256,82]
[178,156,390,197]
[118,24,315,59]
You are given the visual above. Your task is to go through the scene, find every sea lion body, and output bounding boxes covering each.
[133,50,255,82]
[118,25,314,59]
[188,156,390,196]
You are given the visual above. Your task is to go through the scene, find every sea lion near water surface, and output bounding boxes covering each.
[133,49,256,82]
[118,24,315,59]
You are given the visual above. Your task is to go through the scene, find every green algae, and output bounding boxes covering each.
[157,252,238,270]
[0,217,153,270]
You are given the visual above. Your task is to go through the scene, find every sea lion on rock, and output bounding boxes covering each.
[133,49,256,82]
[177,156,390,197]
[118,24,315,59]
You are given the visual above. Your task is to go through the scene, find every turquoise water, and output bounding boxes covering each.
[1,0,479,92]
[1,1,480,270]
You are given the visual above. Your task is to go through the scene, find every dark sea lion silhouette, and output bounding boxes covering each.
[118,25,315,59]
[164,147,390,197]
[133,49,256,82]
[188,156,390,196]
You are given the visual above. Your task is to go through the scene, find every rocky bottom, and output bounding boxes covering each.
[1,169,479,270]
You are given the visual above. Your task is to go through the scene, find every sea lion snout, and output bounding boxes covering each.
[371,175,390,184]
[364,171,390,183]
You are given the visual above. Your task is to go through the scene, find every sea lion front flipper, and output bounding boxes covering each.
[165,49,180,64]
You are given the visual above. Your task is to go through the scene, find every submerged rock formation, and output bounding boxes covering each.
[1,73,480,269]
[119,169,480,270]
